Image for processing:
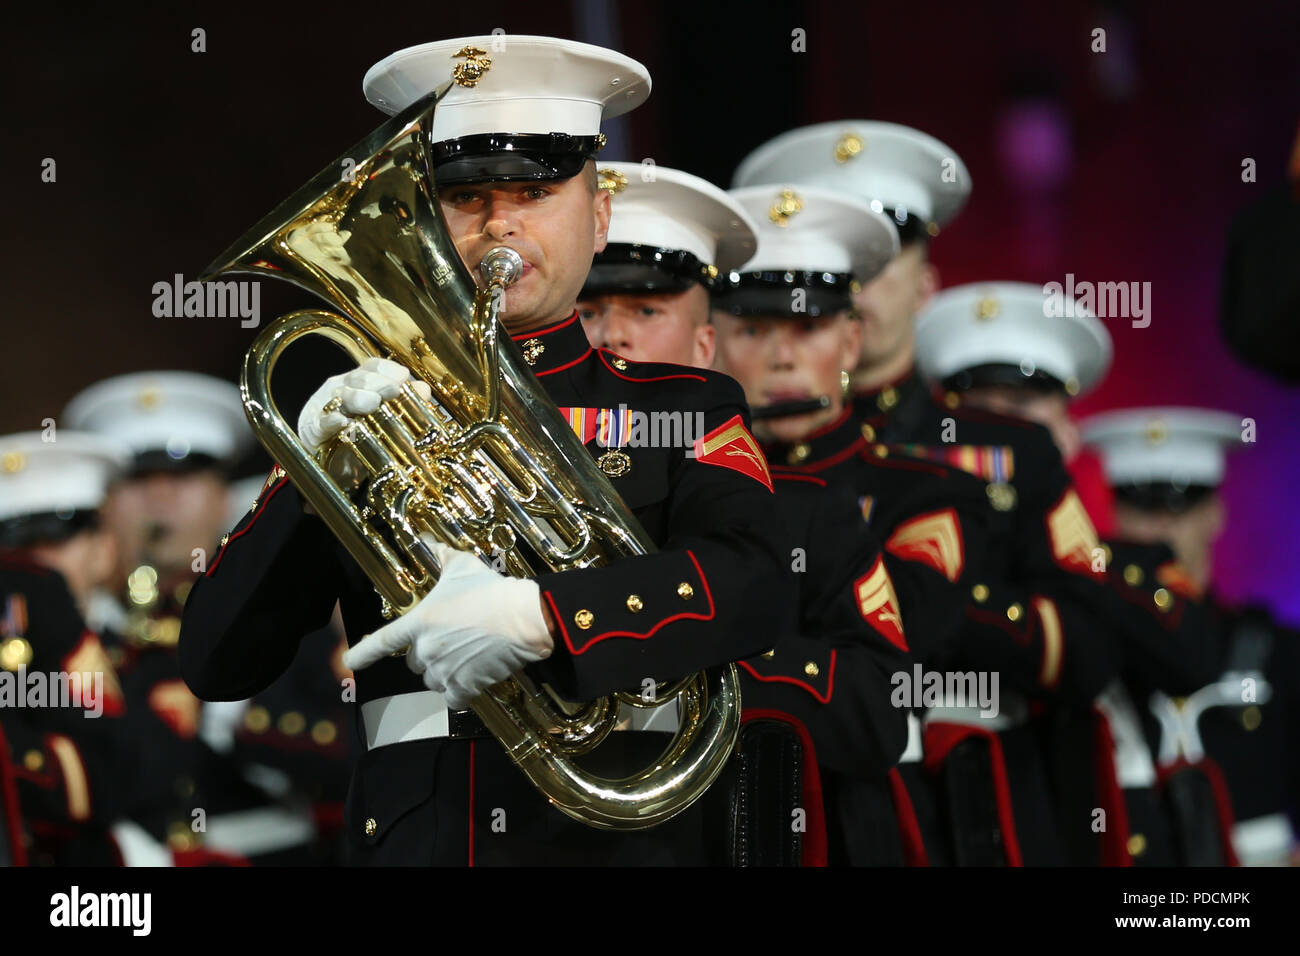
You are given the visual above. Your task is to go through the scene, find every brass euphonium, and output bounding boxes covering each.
[201,88,740,830]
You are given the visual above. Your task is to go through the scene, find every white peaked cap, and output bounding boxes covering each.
[1081,407,1244,488]
[727,184,899,281]
[63,372,252,466]
[732,120,971,231]
[0,431,131,522]
[596,162,757,270]
[915,281,1113,396]
[363,34,651,138]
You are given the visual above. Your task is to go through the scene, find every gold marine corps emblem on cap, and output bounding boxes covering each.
[598,168,628,196]
[1144,419,1169,446]
[451,47,493,88]
[975,296,1000,320]
[834,133,864,163]
[769,189,803,227]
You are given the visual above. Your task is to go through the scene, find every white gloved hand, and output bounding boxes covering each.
[296,357,432,453]
[342,543,553,711]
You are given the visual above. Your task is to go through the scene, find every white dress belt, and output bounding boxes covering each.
[922,690,1029,734]
[361,690,682,750]
[1232,813,1296,866]
[898,713,924,764]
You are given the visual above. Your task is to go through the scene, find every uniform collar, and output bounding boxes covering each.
[508,311,591,376]
[761,405,880,471]
[852,366,926,419]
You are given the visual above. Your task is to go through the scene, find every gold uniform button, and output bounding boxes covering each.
[873,444,888,458]
[1153,588,1173,611]
[943,391,961,409]
[1242,706,1262,731]
[575,609,595,630]
[971,584,990,603]
[626,594,643,613]
[1123,564,1144,586]
[278,711,306,736]
[760,648,775,660]
[23,750,43,772]
[0,637,34,671]
[860,423,876,441]
[1127,833,1147,857]
[787,443,811,465]
[877,387,898,411]
[364,817,378,837]
[1006,603,1024,622]
[168,826,200,852]
[677,582,694,600]
[312,720,338,745]
[244,706,270,733]
[804,661,819,677]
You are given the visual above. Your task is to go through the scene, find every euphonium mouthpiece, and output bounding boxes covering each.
[479,246,525,287]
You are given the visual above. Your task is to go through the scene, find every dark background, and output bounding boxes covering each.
[4,0,1298,614]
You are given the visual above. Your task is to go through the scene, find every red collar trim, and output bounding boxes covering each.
[508,311,579,343]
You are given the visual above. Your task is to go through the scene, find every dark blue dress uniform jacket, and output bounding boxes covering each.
[179,312,792,865]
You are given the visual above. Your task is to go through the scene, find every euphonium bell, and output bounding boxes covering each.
[200,87,740,830]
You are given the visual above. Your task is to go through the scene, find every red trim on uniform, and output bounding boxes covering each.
[923,722,1024,866]
[805,405,853,439]
[1091,705,1134,866]
[533,348,594,377]
[0,551,54,575]
[886,767,930,866]
[0,725,28,866]
[205,477,290,576]
[597,350,707,382]
[1156,757,1240,866]
[964,605,1027,642]
[737,650,836,704]
[468,740,475,868]
[172,847,252,866]
[545,550,716,654]
[508,312,579,341]
[770,472,828,487]
[870,455,952,479]
[799,438,868,473]
[740,708,827,867]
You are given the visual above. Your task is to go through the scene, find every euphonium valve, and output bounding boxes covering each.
[201,89,740,830]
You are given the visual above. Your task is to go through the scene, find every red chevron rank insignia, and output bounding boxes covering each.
[886,507,965,583]
[692,415,773,491]
[854,556,908,651]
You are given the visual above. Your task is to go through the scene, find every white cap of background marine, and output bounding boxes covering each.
[915,281,1112,397]
[581,162,758,296]
[732,120,971,242]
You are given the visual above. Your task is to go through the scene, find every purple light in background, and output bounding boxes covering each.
[996,98,1074,194]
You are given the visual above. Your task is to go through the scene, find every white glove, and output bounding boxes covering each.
[342,543,553,710]
[296,357,432,453]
